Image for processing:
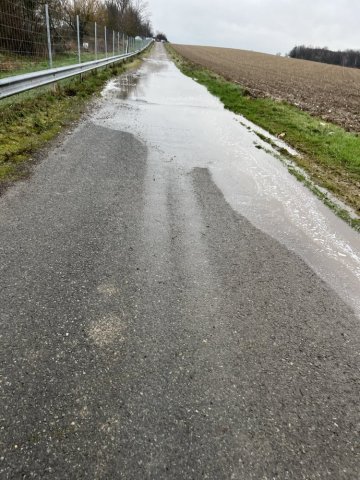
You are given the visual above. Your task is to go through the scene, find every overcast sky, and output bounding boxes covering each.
[149,0,360,55]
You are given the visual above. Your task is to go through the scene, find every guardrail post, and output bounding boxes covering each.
[94,22,97,60]
[45,4,53,68]
[76,15,81,63]
[105,26,107,58]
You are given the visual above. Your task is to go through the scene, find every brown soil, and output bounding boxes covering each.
[172,44,360,133]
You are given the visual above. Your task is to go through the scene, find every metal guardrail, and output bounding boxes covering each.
[0,40,153,100]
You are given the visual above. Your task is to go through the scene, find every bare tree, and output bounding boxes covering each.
[105,0,152,37]
[289,45,360,69]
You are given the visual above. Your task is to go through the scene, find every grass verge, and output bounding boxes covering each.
[0,45,151,193]
[167,45,360,231]
[0,51,135,79]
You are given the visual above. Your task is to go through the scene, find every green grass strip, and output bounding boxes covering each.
[0,51,120,79]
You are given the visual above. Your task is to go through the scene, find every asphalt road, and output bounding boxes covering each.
[1,44,359,479]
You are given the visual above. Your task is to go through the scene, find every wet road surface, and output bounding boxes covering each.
[1,43,359,478]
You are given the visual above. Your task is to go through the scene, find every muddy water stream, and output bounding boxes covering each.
[95,44,360,316]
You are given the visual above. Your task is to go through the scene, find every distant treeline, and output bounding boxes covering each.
[289,45,360,68]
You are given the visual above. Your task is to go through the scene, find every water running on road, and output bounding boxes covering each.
[96,44,360,316]
[2,43,360,479]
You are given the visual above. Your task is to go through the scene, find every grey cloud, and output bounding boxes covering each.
[150,0,360,54]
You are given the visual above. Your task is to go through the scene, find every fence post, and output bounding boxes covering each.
[76,15,81,63]
[94,22,97,60]
[113,30,115,57]
[45,4,53,68]
[105,26,107,57]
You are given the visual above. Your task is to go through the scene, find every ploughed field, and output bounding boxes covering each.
[172,44,360,132]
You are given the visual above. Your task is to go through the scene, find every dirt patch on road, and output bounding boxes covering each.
[88,313,126,347]
[172,45,360,133]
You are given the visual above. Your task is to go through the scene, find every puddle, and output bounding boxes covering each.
[94,44,360,317]
[101,72,141,100]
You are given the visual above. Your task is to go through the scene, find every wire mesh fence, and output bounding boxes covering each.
[0,0,144,79]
